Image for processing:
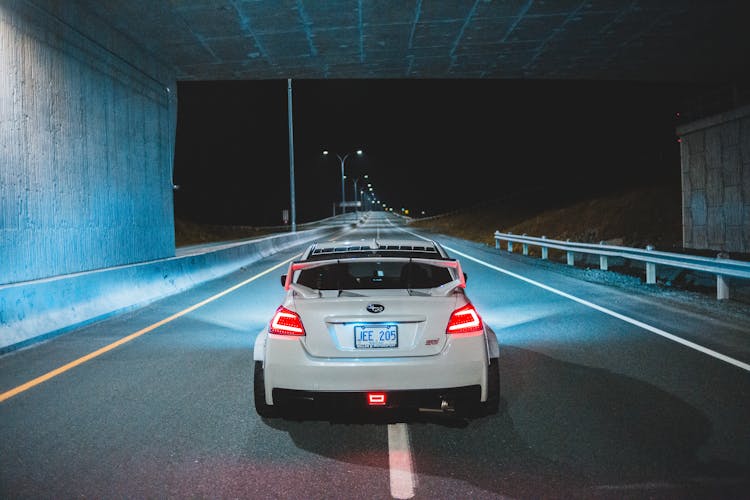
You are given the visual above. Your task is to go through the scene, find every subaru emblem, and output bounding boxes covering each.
[366,303,385,313]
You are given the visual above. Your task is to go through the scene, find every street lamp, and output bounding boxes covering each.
[353,174,368,212]
[323,149,363,214]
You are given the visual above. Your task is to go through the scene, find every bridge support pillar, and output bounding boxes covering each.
[1,1,177,286]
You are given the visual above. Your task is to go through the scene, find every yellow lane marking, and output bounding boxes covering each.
[0,254,300,403]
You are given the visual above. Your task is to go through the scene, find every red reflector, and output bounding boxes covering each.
[368,392,386,406]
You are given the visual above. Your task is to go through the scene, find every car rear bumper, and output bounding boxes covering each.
[262,333,489,405]
[273,385,481,413]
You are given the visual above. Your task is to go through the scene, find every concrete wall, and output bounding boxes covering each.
[678,105,750,254]
[0,223,355,354]
[0,0,177,285]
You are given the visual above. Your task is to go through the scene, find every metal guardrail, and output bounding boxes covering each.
[493,231,750,300]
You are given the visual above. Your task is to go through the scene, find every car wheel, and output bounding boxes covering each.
[254,361,278,418]
[480,357,500,416]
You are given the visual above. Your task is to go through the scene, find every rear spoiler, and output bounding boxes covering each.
[283,257,466,292]
[413,258,466,296]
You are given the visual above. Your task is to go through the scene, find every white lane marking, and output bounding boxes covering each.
[395,225,750,373]
[450,246,750,372]
[388,423,416,499]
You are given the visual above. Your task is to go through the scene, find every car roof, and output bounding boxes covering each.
[302,238,448,261]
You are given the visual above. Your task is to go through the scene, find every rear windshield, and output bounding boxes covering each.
[296,261,454,290]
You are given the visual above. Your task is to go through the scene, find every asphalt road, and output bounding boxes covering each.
[2,212,749,499]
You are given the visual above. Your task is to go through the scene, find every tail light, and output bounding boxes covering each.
[269,306,305,336]
[446,303,483,335]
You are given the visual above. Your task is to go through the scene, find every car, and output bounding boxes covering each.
[253,238,500,418]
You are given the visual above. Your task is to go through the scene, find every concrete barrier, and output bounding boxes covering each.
[0,224,353,353]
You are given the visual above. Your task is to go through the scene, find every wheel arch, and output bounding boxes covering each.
[253,330,267,362]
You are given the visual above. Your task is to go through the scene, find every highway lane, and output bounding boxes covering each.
[391,222,750,498]
[1,212,748,498]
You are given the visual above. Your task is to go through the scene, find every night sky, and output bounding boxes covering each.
[173,78,708,227]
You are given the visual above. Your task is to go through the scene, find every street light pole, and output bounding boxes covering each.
[338,154,346,213]
[287,78,296,232]
[352,174,367,213]
[323,149,362,214]
[353,176,358,212]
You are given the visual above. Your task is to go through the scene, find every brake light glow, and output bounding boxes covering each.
[368,392,387,406]
[269,306,305,336]
[446,303,483,335]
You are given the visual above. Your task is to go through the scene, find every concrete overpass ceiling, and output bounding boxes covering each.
[73,0,749,83]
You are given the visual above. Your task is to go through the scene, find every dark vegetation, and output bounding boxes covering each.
[174,218,281,247]
[409,183,683,252]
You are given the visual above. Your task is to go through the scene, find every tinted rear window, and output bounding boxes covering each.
[296,261,453,290]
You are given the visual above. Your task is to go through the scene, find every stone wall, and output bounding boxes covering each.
[678,105,750,254]
[0,0,177,285]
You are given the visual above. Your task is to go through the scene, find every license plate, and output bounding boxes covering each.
[354,324,398,348]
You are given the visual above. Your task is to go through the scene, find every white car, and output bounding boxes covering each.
[253,238,500,418]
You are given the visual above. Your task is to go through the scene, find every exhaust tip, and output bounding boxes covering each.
[418,399,455,413]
